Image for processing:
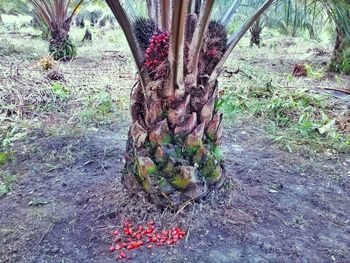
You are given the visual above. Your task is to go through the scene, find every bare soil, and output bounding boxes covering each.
[1,120,350,263]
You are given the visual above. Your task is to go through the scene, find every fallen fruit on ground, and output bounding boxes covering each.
[108,219,186,260]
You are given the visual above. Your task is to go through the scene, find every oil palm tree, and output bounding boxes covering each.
[248,0,324,47]
[320,0,350,74]
[249,0,350,74]
[106,0,275,207]
[29,0,84,60]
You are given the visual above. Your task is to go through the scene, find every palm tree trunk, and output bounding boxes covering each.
[104,0,276,207]
[123,78,224,206]
[250,18,261,47]
[49,24,76,61]
[329,23,350,74]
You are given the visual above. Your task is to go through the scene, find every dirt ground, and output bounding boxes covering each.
[1,25,350,263]
[1,121,349,263]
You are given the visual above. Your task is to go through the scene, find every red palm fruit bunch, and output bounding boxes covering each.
[109,219,186,260]
[140,18,227,80]
[144,31,170,80]
[201,20,228,74]
[206,21,227,57]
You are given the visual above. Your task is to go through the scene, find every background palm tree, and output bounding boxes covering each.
[247,0,324,46]
[320,0,350,74]
[246,0,350,74]
[28,0,84,60]
[105,0,275,207]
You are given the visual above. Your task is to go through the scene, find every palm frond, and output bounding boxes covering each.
[210,0,275,83]
[187,0,214,85]
[168,0,189,96]
[105,0,144,76]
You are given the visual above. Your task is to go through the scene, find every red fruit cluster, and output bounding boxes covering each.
[207,47,218,57]
[109,220,186,260]
[144,32,169,79]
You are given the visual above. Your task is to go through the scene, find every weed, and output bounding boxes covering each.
[304,63,323,79]
[0,172,16,197]
[0,124,28,165]
[218,71,350,155]
[0,152,11,165]
[339,50,350,74]
[1,125,28,149]
[49,37,76,61]
[79,91,116,124]
[51,81,70,99]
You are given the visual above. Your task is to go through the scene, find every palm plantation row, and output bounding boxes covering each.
[1,0,349,72]
[1,0,349,206]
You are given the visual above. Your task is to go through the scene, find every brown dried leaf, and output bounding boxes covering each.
[168,95,190,126]
[149,119,171,145]
[174,112,198,135]
[130,121,148,148]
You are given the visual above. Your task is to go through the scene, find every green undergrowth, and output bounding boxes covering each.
[0,172,16,197]
[218,71,350,155]
[79,91,128,125]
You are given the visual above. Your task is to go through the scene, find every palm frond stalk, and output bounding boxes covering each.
[29,0,84,60]
[106,0,275,207]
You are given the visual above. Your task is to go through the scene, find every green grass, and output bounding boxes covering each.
[51,81,70,99]
[218,70,350,155]
[79,91,128,125]
[0,172,16,197]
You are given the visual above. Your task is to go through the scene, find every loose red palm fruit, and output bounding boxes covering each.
[136,240,143,246]
[109,245,115,252]
[127,244,133,250]
[116,244,122,250]
[120,251,127,259]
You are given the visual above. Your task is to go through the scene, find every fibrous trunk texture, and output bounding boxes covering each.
[123,79,224,207]
[329,24,350,74]
[82,28,92,42]
[250,19,261,47]
[121,14,228,207]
